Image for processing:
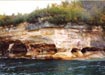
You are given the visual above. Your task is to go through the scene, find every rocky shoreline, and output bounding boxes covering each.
[0,37,105,60]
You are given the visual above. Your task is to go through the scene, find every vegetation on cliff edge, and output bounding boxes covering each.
[0,1,105,30]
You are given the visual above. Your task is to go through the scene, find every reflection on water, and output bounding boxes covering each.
[0,59,105,75]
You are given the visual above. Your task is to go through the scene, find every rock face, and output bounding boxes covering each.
[26,43,57,57]
[0,36,58,58]
[40,28,89,49]
[0,40,9,56]
[0,37,105,60]
[30,44,57,53]
[81,47,103,53]
[71,48,80,53]
[0,27,105,60]
[0,38,27,56]
[0,38,14,56]
[10,40,27,54]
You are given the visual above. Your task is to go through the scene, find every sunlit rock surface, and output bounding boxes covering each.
[0,24,105,60]
[39,28,105,49]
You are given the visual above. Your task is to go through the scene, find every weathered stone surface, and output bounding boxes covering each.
[26,43,57,57]
[10,40,27,54]
[71,48,80,53]
[0,37,105,60]
[81,47,103,53]
[52,52,73,60]
[0,40,9,56]
[0,38,27,57]
[0,38,14,56]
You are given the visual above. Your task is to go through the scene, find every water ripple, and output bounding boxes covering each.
[0,59,105,75]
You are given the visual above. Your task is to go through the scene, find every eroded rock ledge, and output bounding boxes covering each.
[0,37,105,60]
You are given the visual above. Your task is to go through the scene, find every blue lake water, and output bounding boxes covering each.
[0,59,105,75]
